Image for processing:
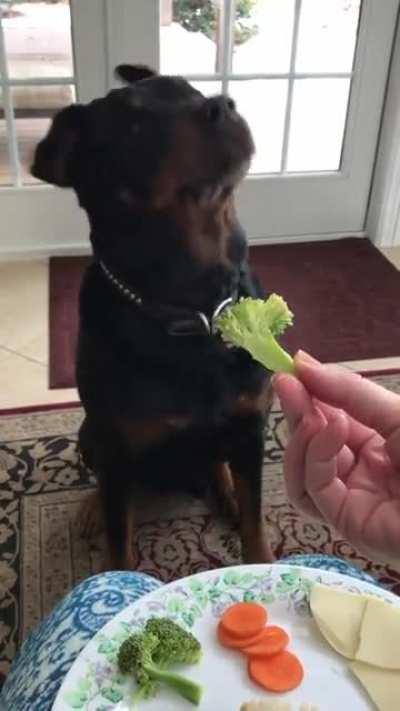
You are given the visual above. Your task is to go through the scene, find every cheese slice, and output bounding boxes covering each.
[356,597,400,670]
[310,583,367,658]
[350,661,400,711]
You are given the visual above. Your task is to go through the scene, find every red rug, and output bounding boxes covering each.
[49,238,400,389]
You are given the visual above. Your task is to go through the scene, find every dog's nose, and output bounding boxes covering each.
[204,96,236,123]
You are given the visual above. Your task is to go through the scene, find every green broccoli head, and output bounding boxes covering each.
[215,294,294,374]
[145,617,202,665]
[117,632,160,699]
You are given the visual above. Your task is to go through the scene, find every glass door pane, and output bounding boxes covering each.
[3,0,74,78]
[296,0,361,73]
[0,0,75,187]
[229,79,288,173]
[11,83,75,184]
[161,0,220,74]
[232,0,295,74]
[286,77,351,172]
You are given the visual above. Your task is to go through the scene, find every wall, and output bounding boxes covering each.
[367,8,400,246]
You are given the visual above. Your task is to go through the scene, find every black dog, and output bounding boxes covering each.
[32,65,273,570]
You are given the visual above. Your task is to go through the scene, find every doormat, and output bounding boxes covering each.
[49,238,400,389]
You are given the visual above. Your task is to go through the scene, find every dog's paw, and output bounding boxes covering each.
[214,462,240,522]
[241,538,275,565]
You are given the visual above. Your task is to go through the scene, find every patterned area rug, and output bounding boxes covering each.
[1,374,400,685]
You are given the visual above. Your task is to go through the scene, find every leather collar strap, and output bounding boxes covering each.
[99,260,234,336]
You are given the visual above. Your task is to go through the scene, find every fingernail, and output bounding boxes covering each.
[295,350,320,365]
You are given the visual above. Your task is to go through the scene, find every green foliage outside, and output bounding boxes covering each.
[173,0,258,45]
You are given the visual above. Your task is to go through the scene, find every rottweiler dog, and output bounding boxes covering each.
[32,64,273,570]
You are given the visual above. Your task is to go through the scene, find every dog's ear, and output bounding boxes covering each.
[115,64,157,84]
[31,104,86,187]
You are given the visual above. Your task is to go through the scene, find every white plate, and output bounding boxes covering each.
[53,564,397,710]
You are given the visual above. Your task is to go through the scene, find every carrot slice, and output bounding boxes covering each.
[242,625,289,657]
[217,621,267,650]
[220,602,268,639]
[248,650,304,693]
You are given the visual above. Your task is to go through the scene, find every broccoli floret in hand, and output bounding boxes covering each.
[117,618,203,706]
[215,294,294,374]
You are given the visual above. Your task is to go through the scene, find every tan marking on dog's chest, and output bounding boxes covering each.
[120,415,192,452]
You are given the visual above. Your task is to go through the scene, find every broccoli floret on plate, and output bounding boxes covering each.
[117,618,203,706]
[145,616,202,666]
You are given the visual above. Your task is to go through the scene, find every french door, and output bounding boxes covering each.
[0,0,398,256]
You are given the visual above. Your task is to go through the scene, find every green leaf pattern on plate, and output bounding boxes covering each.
[62,567,360,710]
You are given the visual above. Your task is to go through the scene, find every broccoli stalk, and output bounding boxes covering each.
[135,664,202,705]
[215,294,295,374]
[117,618,203,706]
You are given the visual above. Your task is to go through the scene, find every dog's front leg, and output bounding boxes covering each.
[99,474,137,570]
[229,413,274,563]
[98,469,137,571]
[90,438,138,571]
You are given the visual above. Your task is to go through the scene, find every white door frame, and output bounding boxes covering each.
[367,8,400,247]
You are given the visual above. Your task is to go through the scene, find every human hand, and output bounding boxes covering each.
[273,353,400,562]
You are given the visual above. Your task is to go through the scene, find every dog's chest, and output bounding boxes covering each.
[132,334,269,421]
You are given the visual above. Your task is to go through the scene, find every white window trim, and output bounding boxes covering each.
[0,13,21,184]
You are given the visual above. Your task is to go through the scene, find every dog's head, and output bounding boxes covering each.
[32,65,254,285]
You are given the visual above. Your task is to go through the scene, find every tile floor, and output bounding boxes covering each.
[1,246,400,409]
[0,260,77,409]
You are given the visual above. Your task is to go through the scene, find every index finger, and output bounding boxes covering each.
[295,357,400,438]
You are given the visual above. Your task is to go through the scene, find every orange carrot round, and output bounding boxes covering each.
[217,621,267,650]
[242,625,289,657]
[220,602,268,639]
[248,650,304,693]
